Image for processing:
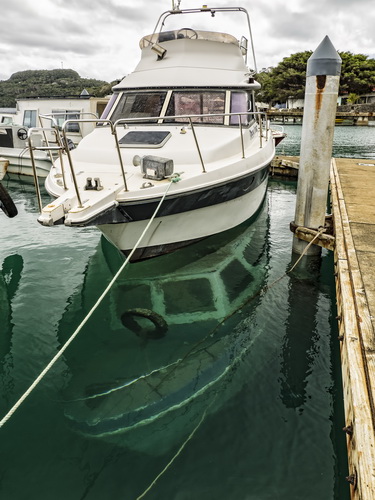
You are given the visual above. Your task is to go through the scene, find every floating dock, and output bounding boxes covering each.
[273,155,375,498]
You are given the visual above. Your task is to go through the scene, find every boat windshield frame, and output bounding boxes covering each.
[149,6,257,71]
[105,88,256,127]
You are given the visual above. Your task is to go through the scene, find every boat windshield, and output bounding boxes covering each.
[107,89,253,125]
[110,92,167,124]
[165,91,226,124]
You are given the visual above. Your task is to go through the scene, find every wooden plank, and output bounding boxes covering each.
[331,158,375,499]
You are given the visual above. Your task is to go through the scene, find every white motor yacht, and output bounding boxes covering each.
[38,6,283,260]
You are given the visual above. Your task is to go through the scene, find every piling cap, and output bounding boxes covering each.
[307,35,342,77]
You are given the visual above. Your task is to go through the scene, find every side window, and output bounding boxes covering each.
[100,93,118,120]
[23,110,37,128]
[65,111,80,133]
[51,110,65,129]
[1,117,13,125]
[230,92,250,125]
[51,110,80,132]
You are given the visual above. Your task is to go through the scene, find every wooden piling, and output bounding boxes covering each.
[293,36,342,255]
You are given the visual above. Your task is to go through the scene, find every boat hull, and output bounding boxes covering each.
[0,148,52,178]
[99,167,269,260]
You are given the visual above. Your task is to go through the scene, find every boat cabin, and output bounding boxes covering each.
[101,26,259,128]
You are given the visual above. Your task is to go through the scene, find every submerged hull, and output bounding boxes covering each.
[60,199,270,454]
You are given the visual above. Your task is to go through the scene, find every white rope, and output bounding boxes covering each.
[136,396,216,500]
[0,178,178,428]
[288,227,326,273]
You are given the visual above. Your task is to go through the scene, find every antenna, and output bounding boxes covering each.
[172,0,181,11]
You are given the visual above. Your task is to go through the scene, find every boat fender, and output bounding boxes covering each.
[17,128,28,141]
[0,182,18,218]
[121,308,168,339]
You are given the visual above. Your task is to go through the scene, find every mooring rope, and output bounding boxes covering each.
[135,395,217,500]
[288,227,326,273]
[0,175,181,429]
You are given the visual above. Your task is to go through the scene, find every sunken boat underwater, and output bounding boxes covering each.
[38,6,283,261]
[62,200,270,455]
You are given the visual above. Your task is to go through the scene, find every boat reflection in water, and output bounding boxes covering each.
[60,199,270,455]
[0,254,23,403]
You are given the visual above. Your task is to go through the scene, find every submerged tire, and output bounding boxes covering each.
[121,308,168,340]
[0,183,17,218]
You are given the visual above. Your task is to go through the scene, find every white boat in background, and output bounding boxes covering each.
[38,5,284,260]
[0,108,17,126]
[0,92,109,177]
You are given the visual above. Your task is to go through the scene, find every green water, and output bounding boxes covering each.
[1,125,373,499]
[276,123,375,158]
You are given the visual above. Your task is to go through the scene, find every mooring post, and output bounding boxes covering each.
[292,36,342,255]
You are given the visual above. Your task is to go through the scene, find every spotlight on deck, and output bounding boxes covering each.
[151,43,167,60]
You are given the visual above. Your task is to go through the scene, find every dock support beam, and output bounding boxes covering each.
[292,36,342,255]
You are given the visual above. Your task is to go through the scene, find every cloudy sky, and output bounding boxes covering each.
[1,0,374,83]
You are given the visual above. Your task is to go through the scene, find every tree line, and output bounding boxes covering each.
[255,51,375,106]
[0,69,114,108]
[1,54,373,109]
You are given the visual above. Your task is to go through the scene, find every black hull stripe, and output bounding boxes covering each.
[78,165,269,227]
[111,165,268,224]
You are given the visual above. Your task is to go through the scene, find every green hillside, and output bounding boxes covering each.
[0,69,114,107]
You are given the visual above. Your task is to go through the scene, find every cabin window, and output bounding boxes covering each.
[165,91,225,124]
[230,92,251,125]
[100,93,118,120]
[23,110,37,128]
[1,116,13,125]
[52,110,81,133]
[110,92,167,123]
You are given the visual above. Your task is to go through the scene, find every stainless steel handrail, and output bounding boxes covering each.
[151,7,257,70]
[61,119,129,205]
[28,127,65,212]
[114,111,268,173]
[32,111,268,209]
[39,112,99,132]
[188,117,206,173]
[61,118,128,191]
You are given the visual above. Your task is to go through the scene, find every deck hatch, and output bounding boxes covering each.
[119,131,171,148]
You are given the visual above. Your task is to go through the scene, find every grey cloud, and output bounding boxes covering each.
[269,11,322,43]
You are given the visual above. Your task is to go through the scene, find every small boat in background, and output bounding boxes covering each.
[0,92,109,178]
[38,5,284,260]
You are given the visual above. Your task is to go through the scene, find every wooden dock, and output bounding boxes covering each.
[267,109,375,126]
[271,155,375,497]
[331,158,375,499]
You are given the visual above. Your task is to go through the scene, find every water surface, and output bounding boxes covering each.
[1,126,369,499]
